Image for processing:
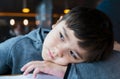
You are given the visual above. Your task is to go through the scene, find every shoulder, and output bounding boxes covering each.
[0,28,39,50]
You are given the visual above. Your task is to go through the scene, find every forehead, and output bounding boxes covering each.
[57,21,79,46]
[58,22,82,50]
[56,20,67,27]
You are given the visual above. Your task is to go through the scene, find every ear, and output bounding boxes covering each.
[52,16,63,29]
[52,24,55,29]
[58,16,63,22]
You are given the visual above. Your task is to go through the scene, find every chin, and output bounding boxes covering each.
[42,54,49,61]
[41,53,46,60]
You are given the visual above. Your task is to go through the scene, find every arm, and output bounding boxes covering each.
[0,36,22,74]
[0,40,13,74]
[21,61,67,78]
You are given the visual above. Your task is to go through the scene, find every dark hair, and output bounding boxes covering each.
[61,7,114,62]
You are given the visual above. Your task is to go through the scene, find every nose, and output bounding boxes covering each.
[53,46,66,57]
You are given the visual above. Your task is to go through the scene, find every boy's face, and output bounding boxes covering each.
[42,21,87,65]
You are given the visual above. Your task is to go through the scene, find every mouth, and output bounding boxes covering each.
[48,50,54,59]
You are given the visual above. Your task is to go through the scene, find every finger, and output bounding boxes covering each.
[21,62,33,71]
[33,68,41,78]
[23,65,34,75]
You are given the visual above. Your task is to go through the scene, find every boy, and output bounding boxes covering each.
[0,7,113,78]
[21,6,114,78]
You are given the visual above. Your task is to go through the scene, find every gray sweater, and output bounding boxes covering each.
[66,50,120,79]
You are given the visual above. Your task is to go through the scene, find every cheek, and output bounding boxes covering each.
[45,33,59,46]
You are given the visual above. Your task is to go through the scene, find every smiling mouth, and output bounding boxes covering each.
[48,50,54,59]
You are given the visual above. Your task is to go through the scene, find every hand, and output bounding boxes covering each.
[114,41,120,52]
[21,61,67,78]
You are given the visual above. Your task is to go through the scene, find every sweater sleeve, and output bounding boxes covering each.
[64,51,120,79]
[0,36,23,74]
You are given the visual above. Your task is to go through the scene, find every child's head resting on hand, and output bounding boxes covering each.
[42,7,114,65]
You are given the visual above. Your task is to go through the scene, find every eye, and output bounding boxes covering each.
[70,51,77,59]
[59,32,64,41]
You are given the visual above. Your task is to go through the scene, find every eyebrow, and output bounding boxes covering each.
[63,27,69,39]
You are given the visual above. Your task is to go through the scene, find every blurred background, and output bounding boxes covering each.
[0,0,120,43]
